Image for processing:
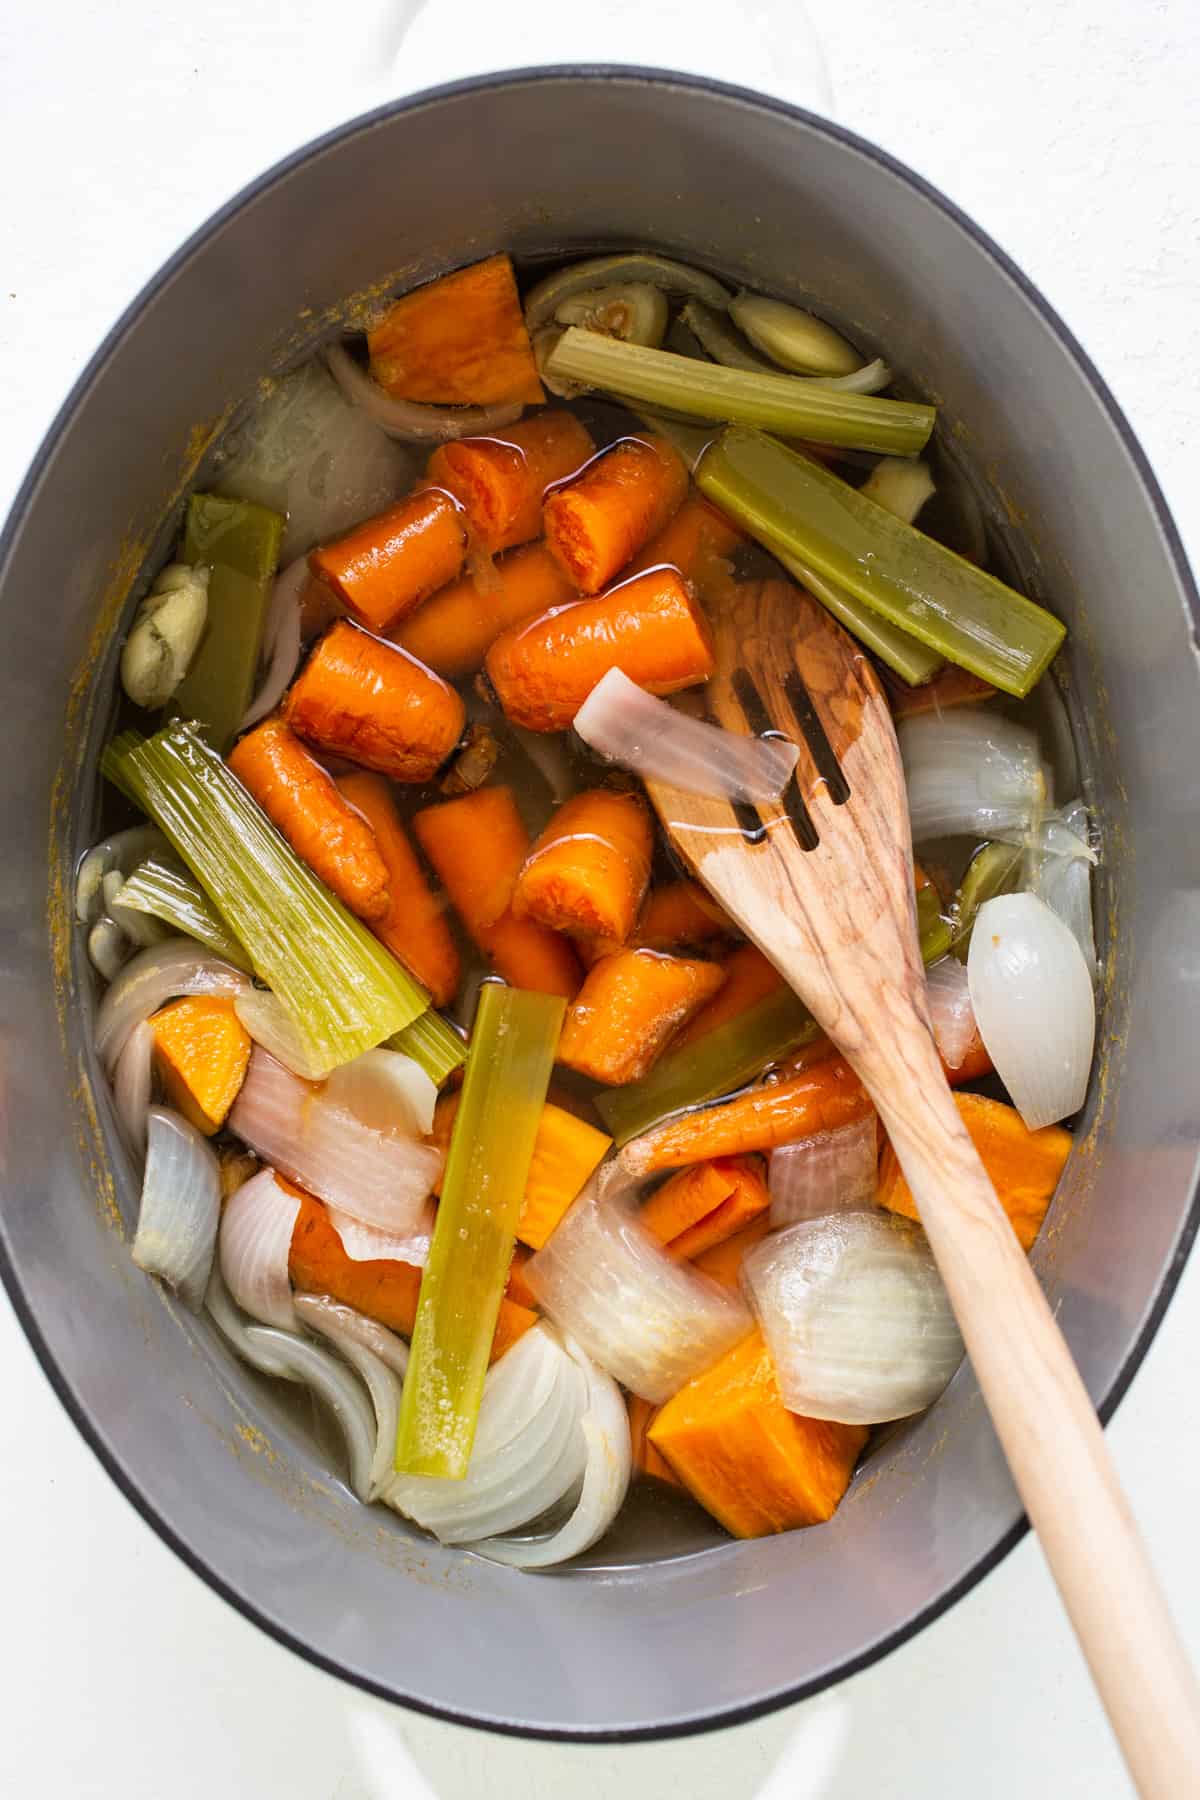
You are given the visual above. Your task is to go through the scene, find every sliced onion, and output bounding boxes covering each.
[95,938,250,1072]
[925,956,977,1072]
[386,1326,589,1545]
[76,825,165,924]
[524,253,731,330]
[87,917,132,981]
[292,1293,410,1380]
[234,988,328,1080]
[239,558,304,732]
[322,1047,436,1138]
[967,893,1095,1129]
[769,1114,878,1226]
[898,707,1047,844]
[743,1213,964,1424]
[525,1175,752,1402]
[471,1334,632,1568]
[131,1106,221,1310]
[228,1048,442,1233]
[1032,800,1098,979]
[113,1018,156,1154]
[813,357,893,396]
[325,343,523,444]
[326,1208,430,1267]
[219,1166,302,1330]
[574,667,798,803]
[103,871,170,949]
[294,1294,406,1499]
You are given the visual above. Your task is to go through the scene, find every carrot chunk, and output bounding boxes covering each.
[433,1091,610,1250]
[285,619,465,783]
[309,490,466,635]
[367,254,543,408]
[150,995,251,1136]
[664,1155,771,1261]
[669,942,787,1050]
[628,1394,684,1488]
[625,492,742,603]
[485,564,716,732]
[426,411,594,554]
[688,1215,772,1290]
[622,1055,872,1175]
[513,788,653,945]
[392,541,577,678]
[334,771,460,1007]
[413,786,581,999]
[557,949,726,1086]
[884,663,996,719]
[505,1243,538,1311]
[634,880,738,953]
[544,435,689,593]
[640,1162,736,1247]
[288,1190,531,1362]
[649,1328,867,1537]
[227,716,391,922]
[879,1091,1072,1250]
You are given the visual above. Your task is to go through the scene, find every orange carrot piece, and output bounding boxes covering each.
[670,943,787,1051]
[648,1328,867,1537]
[688,1215,772,1290]
[884,662,997,719]
[285,619,465,783]
[634,880,738,953]
[391,541,577,678]
[946,1031,994,1085]
[628,1394,684,1488]
[623,1055,872,1176]
[228,717,391,922]
[639,1162,736,1247]
[558,949,726,1086]
[413,786,581,998]
[333,771,460,1007]
[433,1090,610,1249]
[626,492,742,605]
[544,435,689,594]
[367,254,543,408]
[308,490,467,635]
[288,1190,531,1362]
[879,1091,1072,1251]
[512,788,653,945]
[426,411,594,554]
[506,1243,538,1311]
[664,1155,771,1261]
[150,996,251,1137]
[485,564,716,732]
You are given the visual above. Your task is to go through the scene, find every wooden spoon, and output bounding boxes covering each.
[646,577,1200,1796]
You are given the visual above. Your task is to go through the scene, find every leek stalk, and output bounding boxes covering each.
[545,330,935,458]
[173,494,283,750]
[698,428,1065,697]
[395,985,564,1478]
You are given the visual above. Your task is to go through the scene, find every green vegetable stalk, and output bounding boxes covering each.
[386,1011,466,1086]
[952,841,1024,959]
[173,494,283,750]
[776,551,944,687]
[395,984,564,1479]
[698,428,1065,697]
[118,853,252,970]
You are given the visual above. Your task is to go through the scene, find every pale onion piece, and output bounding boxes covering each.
[105,877,170,949]
[574,668,798,804]
[768,1114,878,1227]
[239,558,304,732]
[132,1106,221,1311]
[76,825,165,923]
[228,1048,442,1233]
[325,343,523,444]
[472,1335,632,1568]
[728,293,861,377]
[525,1179,753,1403]
[898,707,1047,844]
[322,1047,437,1138]
[385,1326,588,1544]
[555,283,669,349]
[743,1213,965,1424]
[1033,801,1098,979]
[967,893,1095,1129]
[113,1019,156,1154]
[524,253,731,330]
[234,988,329,1080]
[94,938,250,1072]
[811,356,892,396]
[219,1166,302,1331]
[244,1323,377,1502]
[327,1207,431,1267]
[294,1295,403,1499]
[120,562,210,710]
[858,455,936,523]
[925,956,977,1072]
[88,916,132,982]
[292,1293,410,1381]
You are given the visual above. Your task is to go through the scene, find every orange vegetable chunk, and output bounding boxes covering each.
[634,880,738,953]
[334,771,461,1006]
[392,541,577,678]
[649,1328,867,1537]
[670,942,787,1050]
[664,1155,771,1261]
[367,254,543,407]
[426,411,594,554]
[628,1394,683,1488]
[884,663,996,720]
[433,1091,610,1250]
[640,1162,735,1247]
[557,949,726,1085]
[688,1215,772,1290]
[544,435,688,594]
[285,618,465,783]
[150,995,251,1137]
[513,788,653,945]
[309,489,466,635]
[626,491,742,603]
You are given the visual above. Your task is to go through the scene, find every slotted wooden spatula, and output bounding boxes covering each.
[646,577,1200,1797]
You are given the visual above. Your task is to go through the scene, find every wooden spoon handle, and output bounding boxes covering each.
[877,1056,1200,1796]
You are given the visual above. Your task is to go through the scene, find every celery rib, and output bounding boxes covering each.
[174,494,283,751]
[117,853,252,971]
[395,985,564,1479]
[387,1013,466,1085]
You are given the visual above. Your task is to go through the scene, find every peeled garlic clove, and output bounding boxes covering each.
[729,292,862,376]
[120,561,210,710]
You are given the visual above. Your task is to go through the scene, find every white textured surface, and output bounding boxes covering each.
[2,3,1199,1795]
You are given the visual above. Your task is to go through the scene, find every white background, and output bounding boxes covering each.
[2,2,1199,1794]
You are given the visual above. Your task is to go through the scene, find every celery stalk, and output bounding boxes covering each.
[952,841,1024,960]
[395,985,564,1478]
[698,428,1065,697]
[173,494,283,750]
[916,883,954,964]
[776,551,944,687]
[102,722,427,1074]
[546,329,934,457]
[118,853,252,970]
[387,1012,466,1085]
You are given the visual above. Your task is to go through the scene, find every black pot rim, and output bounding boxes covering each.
[2,62,1198,1745]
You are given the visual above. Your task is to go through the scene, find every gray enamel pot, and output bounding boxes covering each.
[1,67,1198,1740]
